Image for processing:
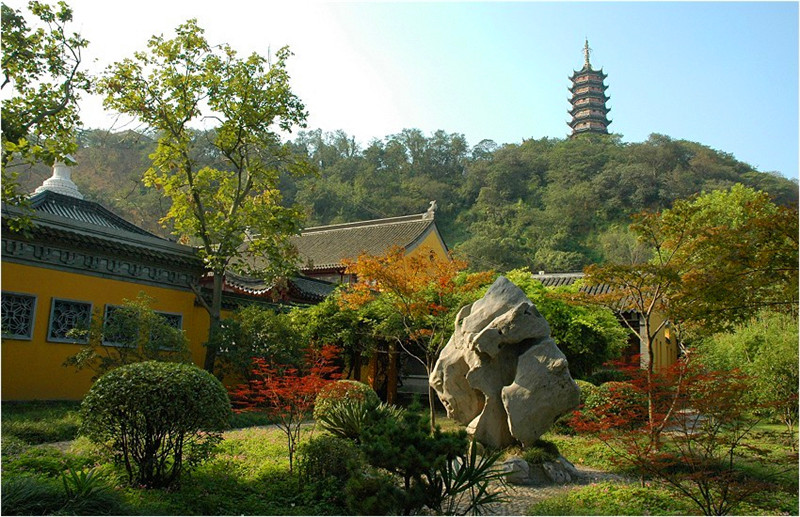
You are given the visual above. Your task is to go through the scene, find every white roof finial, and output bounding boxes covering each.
[33,157,83,199]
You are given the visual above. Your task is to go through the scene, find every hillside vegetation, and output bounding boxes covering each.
[15,128,797,272]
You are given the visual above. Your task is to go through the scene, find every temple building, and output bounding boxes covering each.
[568,39,611,137]
[1,161,448,401]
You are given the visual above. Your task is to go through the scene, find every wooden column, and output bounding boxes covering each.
[387,343,397,404]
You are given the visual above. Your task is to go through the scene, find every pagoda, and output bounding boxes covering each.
[568,39,611,137]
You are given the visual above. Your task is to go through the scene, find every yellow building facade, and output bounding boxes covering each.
[1,166,211,400]
[2,164,450,401]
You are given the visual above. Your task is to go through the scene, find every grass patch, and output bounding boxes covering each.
[228,409,278,429]
[529,481,698,515]
[2,401,81,445]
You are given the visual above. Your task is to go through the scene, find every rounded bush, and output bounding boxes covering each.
[298,434,364,484]
[585,381,646,420]
[575,379,599,406]
[313,380,379,421]
[80,361,231,488]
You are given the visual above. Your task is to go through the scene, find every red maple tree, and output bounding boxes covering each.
[230,344,341,472]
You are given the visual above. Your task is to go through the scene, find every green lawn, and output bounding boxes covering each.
[1,402,797,515]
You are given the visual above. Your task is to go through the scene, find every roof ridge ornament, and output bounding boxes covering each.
[424,200,437,220]
[33,157,84,199]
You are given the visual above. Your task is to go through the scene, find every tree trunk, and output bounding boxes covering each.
[387,343,397,404]
[202,272,224,374]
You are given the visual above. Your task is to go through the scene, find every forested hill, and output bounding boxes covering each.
[17,128,798,273]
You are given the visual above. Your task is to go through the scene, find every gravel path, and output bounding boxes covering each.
[479,465,629,516]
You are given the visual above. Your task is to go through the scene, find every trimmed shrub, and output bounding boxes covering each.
[297,434,365,484]
[313,380,380,421]
[575,379,598,406]
[80,361,231,488]
[585,368,629,386]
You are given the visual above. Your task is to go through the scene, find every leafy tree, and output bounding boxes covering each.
[658,184,798,336]
[341,246,493,429]
[63,292,191,379]
[1,0,90,214]
[584,185,799,427]
[230,344,341,473]
[695,310,799,439]
[212,304,304,382]
[97,20,310,374]
[504,269,629,379]
[573,359,784,516]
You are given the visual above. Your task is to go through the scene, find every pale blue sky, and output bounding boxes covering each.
[10,1,798,179]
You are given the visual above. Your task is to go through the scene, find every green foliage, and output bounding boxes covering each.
[696,311,799,435]
[344,469,405,515]
[318,399,404,443]
[584,368,629,385]
[1,401,81,445]
[658,185,798,336]
[297,434,365,509]
[63,292,191,379]
[504,268,629,378]
[1,0,91,214]
[522,439,561,466]
[313,379,380,421]
[213,304,304,381]
[584,381,646,420]
[97,19,310,374]
[528,481,696,516]
[358,403,505,515]
[80,361,231,488]
[1,469,125,516]
[575,379,599,406]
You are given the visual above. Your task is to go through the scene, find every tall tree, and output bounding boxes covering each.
[341,246,492,430]
[1,0,90,209]
[98,20,310,374]
[583,184,799,424]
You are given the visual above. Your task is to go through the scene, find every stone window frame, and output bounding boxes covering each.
[47,298,93,344]
[1,291,38,340]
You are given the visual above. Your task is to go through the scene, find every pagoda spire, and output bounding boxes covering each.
[568,40,611,138]
[583,38,591,69]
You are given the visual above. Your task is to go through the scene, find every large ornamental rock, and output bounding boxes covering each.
[430,276,580,449]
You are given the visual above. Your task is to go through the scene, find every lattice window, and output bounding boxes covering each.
[48,298,92,343]
[102,305,134,347]
[2,292,37,340]
[153,311,183,350]
[157,311,182,330]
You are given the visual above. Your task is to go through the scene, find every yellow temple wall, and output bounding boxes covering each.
[407,229,449,261]
[1,262,212,401]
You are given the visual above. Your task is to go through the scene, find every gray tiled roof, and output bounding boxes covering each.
[30,190,159,238]
[4,190,200,268]
[291,212,438,270]
[533,272,615,296]
[223,272,335,302]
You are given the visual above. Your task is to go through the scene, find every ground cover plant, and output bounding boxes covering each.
[1,397,796,515]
